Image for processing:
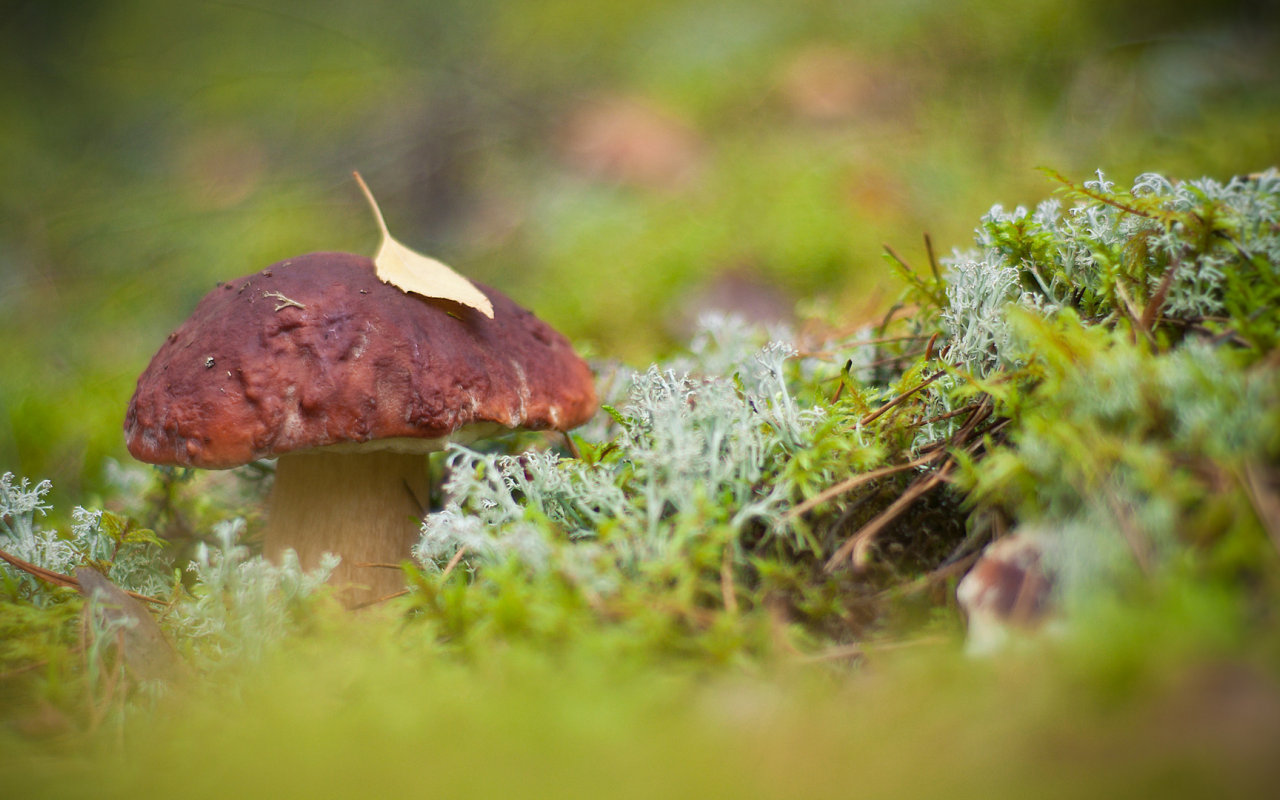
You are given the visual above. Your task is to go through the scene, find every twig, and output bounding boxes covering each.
[950,396,994,443]
[923,331,940,362]
[1179,322,1251,348]
[910,403,982,429]
[0,660,48,681]
[820,349,928,376]
[790,399,993,523]
[1042,169,1162,219]
[830,359,852,403]
[797,643,866,663]
[826,484,892,536]
[353,562,406,570]
[1139,258,1180,332]
[923,233,942,283]
[348,546,469,611]
[441,546,468,580]
[87,627,126,736]
[404,478,428,517]
[876,303,919,338]
[786,452,942,520]
[562,431,581,460]
[0,548,164,606]
[859,371,945,426]
[262,291,305,312]
[968,416,1010,443]
[882,244,914,274]
[349,589,409,610]
[0,548,78,589]
[824,459,957,572]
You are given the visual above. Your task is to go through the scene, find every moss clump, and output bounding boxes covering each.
[406,168,1280,656]
[1,168,1277,740]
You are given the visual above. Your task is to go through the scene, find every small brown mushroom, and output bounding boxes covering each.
[125,252,597,604]
[956,532,1056,655]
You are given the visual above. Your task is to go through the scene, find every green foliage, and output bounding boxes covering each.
[1,168,1277,791]
[936,171,1280,602]
[402,168,1280,660]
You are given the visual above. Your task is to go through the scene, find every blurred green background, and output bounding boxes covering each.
[2,0,1278,506]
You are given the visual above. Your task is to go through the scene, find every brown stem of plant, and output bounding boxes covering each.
[1113,280,1156,346]
[1139,257,1180,333]
[349,588,411,610]
[859,370,945,427]
[791,398,992,523]
[910,403,981,429]
[824,459,957,572]
[822,401,992,572]
[951,396,994,443]
[349,545,469,610]
[882,243,914,273]
[0,548,164,606]
[786,452,943,520]
[924,233,942,283]
[562,431,581,459]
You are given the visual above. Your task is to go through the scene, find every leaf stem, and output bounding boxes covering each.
[352,170,390,238]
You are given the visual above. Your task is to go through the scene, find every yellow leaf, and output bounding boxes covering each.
[353,171,494,318]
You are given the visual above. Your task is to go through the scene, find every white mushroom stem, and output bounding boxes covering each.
[263,451,430,606]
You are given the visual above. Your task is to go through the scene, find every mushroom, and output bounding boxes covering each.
[125,252,597,604]
[956,532,1056,655]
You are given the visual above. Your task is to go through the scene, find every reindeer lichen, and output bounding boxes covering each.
[1,167,1276,721]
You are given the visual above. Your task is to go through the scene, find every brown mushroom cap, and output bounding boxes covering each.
[125,252,597,469]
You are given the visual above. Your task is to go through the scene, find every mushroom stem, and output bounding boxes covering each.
[264,451,429,606]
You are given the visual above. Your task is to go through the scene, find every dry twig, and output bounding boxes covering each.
[0,548,164,606]
[824,459,958,572]
[786,453,942,520]
[1140,258,1181,333]
[821,401,993,571]
[349,546,469,610]
[860,371,945,426]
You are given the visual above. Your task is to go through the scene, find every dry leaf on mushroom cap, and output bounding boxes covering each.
[352,171,494,318]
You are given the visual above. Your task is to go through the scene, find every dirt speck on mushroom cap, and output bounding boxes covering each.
[124,252,597,469]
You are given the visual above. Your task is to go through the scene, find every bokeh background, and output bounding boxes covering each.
[2,0,1278,506]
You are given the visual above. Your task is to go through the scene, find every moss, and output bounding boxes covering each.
[2,168,1278,795]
